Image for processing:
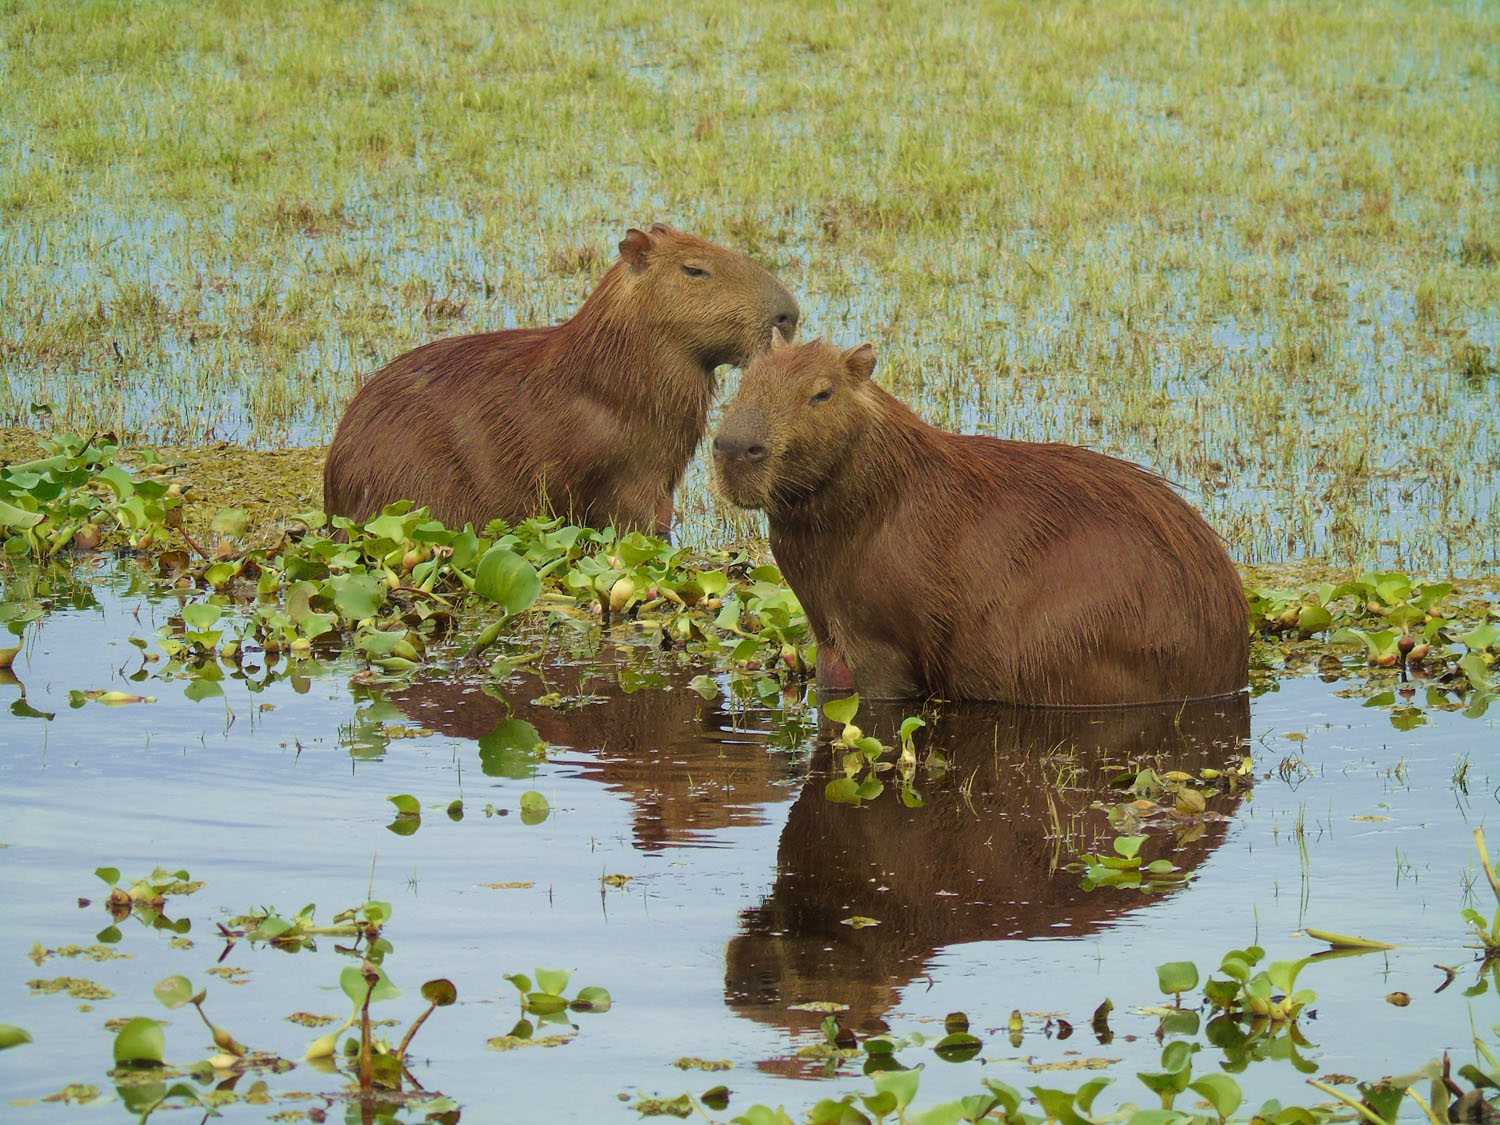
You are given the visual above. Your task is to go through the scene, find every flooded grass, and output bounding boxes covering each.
[2,1,1498,570]
[3,1,1500,1121]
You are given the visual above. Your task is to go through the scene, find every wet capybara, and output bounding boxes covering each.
[712,337,1249,706]
[324,224,799,533]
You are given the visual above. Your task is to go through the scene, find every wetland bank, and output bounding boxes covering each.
[2,1,1500,1122]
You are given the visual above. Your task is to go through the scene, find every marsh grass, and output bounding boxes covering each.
[1,0,1497,569]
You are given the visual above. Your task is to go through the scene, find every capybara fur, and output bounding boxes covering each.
[324,224,799,533]
[712,337,1250,706]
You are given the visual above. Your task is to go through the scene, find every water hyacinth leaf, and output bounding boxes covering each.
[339,964,399,1006]
[570,986,611,1012]
[525,992,569,1015]
[0,1024,33,1050]
[822,693,859,726]
[898,716,925,741]
[1113,836,1146,860]
[180,602,222,631]
[421,979,458,1006]
[1156,961,1199,997]
[474,547,541,614]
[736,1108,796,1125]
[688,674,719,700]
[113,1017,166,1066]
[933,1032,982,1062]
[387,794,420,816]
[210,508,251,537]
[95,866,121,887]
[151,975,196,1010]
[332,573,383,622]
[534,967,572,996]
[519,790,550,825]
[1189,1074,1243,1120]
[503,974,532,996]
[1303,927,1397,951]
[873,1066,922,1111]
[702,1086,730,1111]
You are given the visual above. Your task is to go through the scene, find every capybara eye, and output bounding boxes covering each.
[810,388,834,405]
[681,265,710,278]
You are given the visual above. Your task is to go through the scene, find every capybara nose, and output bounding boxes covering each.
[774,302,799,338]
[713,435,769,463]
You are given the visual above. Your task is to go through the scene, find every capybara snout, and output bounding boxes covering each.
[324,223,798,534]
[713,338,1250,707]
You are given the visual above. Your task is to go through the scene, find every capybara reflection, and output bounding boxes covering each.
[725,694,1250,1053]
[384,651,803,850]
[325,224,799,534]
[713,337,1249,706]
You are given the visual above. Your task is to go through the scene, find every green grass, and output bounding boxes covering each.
[1,0,1497,569]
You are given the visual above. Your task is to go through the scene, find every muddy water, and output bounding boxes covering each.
[0,568,1497,1121]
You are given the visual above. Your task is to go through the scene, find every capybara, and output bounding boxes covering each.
[324,224,799,533]
[712,337,1250,706]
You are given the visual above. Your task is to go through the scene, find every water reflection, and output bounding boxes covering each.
[725,695,1251,1063]
[385,647,808,849]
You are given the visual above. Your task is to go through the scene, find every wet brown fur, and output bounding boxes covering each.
[713,339,1250,706]
[324,224,798,533]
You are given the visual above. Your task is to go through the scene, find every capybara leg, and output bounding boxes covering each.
[654,494,674,539]
[815,642,856,692]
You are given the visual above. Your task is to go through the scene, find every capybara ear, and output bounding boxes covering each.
[619,227,654,273]
[648,222,677,236]
[771,324,793,350]
[843,343,877,381]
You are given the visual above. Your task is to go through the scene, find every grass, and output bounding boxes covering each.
[0,0,1497,570]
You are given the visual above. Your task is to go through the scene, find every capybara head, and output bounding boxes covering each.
[713,336,876,516]
[612,223,799,369]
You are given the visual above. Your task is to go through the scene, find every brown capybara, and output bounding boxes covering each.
[324,224,799,533]
[712,337,1250,706]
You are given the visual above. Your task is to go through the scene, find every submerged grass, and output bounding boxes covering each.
[1,0,1497,569]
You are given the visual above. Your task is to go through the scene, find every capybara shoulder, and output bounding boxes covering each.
[712,337,1249,706]
[324,224,799,534]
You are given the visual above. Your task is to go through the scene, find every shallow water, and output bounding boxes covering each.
[2,564,1499,1120]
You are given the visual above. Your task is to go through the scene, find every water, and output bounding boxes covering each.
[1,565,1498,1121]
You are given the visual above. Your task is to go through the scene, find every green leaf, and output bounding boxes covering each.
[570,985,611,1012]
[519,790,550,824]
[822,693,860,726]
[180,602,223,631]
[933,1032,982,1062]
[0,1024,33,1050]
[503,973,532,995]
[534,967,572,996]
[1155,961,1199,996]
[339,964,399,1006]
[95,866,121,887]
[332,573,383,622]
[152,975,196,1010]
[210,508,251,537]
[474,547,541,614]
[1189,1074,1243,1120]
[525,992,569,1014]
[112,1017,166,1065]
[873,1066,922,1111]
[1113,835,1146,859]
[421,979,458,1006]
[387,794,420,815]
